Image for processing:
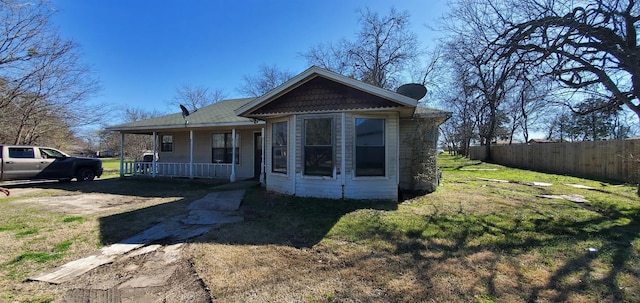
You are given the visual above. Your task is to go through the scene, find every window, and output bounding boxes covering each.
[8,147,35,158]
[355,118,385,176]
[304,118,333,176]
[160,135,173,152]
[40,148,67,159]
[212,133,240,164]
[272,121,287,174]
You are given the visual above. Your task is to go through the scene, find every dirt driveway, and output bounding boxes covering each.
[0,178,230,303]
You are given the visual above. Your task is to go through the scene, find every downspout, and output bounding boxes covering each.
[189,130,194,179]
[230,128,237,182]
[341,113,346,199]
[260,127,265,184]
[152,131,157,178]
[119,133,125,177]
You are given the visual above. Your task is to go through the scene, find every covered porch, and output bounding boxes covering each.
[105,98,266,182]
[114,125,265,182]
[122,160,233,179]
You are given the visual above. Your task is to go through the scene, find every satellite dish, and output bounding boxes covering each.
[179,104,190,118]
[396,83,427,100]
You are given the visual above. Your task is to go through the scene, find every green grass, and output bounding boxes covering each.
[203,153,639,302]
[1,155,638,302]
[62,216,84,223]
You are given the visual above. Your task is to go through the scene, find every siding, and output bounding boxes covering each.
[342,113,398,200]
[265,117,295,194]
[264,112,399,200]
[154,129,259,179]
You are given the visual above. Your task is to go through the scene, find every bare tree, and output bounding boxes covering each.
[98,107,164,159]
[493,0,640,124]
[302,7,420,89]
[238,64,294,97]
[0,0,100,145]
[167,84,226,112]
[440,0,525,160]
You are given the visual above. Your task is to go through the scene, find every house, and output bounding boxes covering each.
[107,66,451,201]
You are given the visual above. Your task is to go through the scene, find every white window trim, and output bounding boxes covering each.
[301,115,336,179]
[352,115,389,180]
[159,134,174,153]
[211,132,241,164]
[270,119,289,176]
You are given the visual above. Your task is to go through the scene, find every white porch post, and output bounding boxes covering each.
[152,132,157,178]
[230,128,237,182]
[189,130,194,179]
[260,127,265,184]
[119,133,125,177]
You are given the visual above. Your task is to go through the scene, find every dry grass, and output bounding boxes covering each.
[0,177,216,303]
[186,154,639,302]
[1,155,638,302]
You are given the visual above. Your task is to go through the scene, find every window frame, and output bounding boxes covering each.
[211,132,240,164]
[303,117,334,177]
[159,134,173,152]
[354,117,386,177]
[271,121,288,174]
[8,147,35,159]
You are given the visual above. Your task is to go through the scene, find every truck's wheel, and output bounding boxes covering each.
[76,167,96,182]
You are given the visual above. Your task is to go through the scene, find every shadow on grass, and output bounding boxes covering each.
[97,183,397,249]
[347,200,640,302]
[0,176,225,198]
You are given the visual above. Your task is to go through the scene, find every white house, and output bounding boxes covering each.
[107,66,451,201]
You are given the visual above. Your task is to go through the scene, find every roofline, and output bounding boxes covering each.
[246,107,412,118]
[235,66,419,117]
[106,120,264,132]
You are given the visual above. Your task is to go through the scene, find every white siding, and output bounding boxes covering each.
[265,117,295,194]
[263,112,399,201]
[343,112,398,201]
[154,129,258,179]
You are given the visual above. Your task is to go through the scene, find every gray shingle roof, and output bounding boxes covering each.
[107,98,257,132]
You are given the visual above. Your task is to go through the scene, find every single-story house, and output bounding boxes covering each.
[107,66,451,201]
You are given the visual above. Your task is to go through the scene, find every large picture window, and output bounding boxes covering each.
[355,118,385,176]
[304,118,333,176]
[212,133,240,164]
[160,135,173,152]
[272,121,288,174]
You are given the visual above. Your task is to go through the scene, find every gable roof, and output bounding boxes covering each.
[235,66,419,118]
[106,98,258,133]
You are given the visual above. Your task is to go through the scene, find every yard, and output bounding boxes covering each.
[0,154,638,302]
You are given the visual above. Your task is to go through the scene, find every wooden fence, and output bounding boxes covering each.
[469,138,640,183]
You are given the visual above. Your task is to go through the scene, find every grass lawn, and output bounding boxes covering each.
[0,154,638,302]
[99,157,123,177]
[188,154,639,302]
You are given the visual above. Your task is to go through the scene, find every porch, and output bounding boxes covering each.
[122,161,234,179]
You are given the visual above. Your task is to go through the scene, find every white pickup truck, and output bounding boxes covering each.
[0,145,103,182]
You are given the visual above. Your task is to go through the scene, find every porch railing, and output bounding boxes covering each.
[122,161,233,179]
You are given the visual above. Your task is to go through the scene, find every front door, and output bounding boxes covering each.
[254,132,263,179]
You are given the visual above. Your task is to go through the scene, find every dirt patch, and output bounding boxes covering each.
[15,193,181,215]
[61,244,212,303]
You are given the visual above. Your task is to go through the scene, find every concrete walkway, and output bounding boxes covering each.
[30,189,246,284]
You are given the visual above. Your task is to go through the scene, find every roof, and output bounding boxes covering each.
[106,98,258,133]
[235,66,420,118]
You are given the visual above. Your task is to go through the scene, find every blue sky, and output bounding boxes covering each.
[51,0,447,120]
